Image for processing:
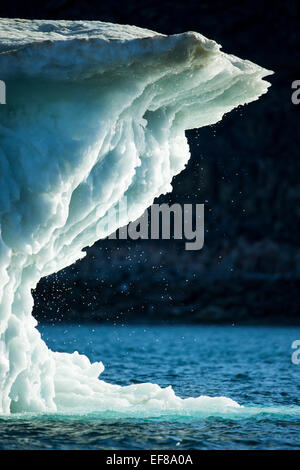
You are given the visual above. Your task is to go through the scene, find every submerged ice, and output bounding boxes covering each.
[0,19,272,414]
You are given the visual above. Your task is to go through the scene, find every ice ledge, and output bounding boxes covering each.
[0,19,235,81]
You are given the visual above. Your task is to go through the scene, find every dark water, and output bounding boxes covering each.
[0,324,299,449]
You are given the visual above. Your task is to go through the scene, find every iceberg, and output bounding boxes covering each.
[0,18,272,414]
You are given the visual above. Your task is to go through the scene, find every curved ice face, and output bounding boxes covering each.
[0,19,272,414]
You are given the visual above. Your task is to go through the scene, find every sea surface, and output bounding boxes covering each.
[0,324,299,449]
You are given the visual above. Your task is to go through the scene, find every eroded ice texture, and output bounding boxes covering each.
[0,19,272,414]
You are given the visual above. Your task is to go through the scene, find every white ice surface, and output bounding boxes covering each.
[0,19,272,414]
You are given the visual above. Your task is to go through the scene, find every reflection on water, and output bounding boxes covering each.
[1,324,299,449]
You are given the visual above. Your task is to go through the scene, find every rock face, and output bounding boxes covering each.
[0,18,271,413]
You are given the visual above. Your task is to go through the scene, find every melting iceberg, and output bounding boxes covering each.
[0,18,272,414]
